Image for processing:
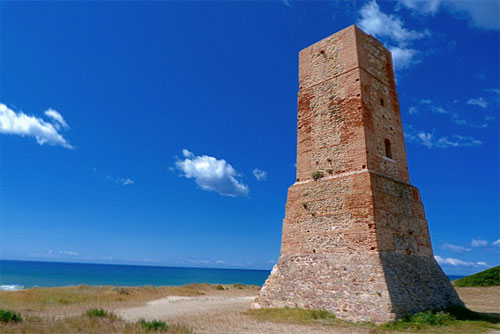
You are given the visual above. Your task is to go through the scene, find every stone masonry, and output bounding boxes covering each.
[252,25,463,323]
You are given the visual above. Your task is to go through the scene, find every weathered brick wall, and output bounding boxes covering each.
[253,25,463,323]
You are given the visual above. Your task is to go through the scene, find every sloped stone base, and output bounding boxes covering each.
[252,253,463,323]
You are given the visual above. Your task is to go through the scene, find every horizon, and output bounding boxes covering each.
[1,1,499,277]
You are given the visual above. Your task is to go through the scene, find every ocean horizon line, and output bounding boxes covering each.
[0,258,273,272]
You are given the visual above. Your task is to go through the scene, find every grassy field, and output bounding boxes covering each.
[0,284,498,334]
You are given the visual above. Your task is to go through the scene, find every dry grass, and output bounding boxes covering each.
[0,313,193,334]
[0,283,258,318]
[0,284,498,334]
[247,307,499,334]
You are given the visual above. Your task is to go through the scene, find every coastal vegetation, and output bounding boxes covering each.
[249,305,499,333]
[0,284,498,333]
[0,309,22,323]
[453,266,500,287]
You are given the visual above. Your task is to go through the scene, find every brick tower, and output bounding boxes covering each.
[252,25,463,323]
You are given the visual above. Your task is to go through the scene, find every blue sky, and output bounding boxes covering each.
[0,1,498,275]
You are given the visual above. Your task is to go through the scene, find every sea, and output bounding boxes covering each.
[0,260,270,291]
[0,259,464,291]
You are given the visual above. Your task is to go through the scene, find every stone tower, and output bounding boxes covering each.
[252,25,463,323]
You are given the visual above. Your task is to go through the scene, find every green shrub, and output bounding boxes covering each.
[214,284,225,290]
[86,308,108,317]
[233,283,245,289]
[383,310,455,330]
[301,202,308,209]
[326,169,333,174]
[139,319,168,331]
[311,171,324,181]
[0,309,22,323]
[453,266,500,287]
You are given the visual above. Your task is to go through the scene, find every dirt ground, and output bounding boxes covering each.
[1,285,498,334]
[113,286,500,334]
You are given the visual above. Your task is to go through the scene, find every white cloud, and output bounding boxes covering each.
[106,176,134,186]
[398,0,500,31]
[398,0,442,14]
[435,255,488,267]
[492,239,500,246]
[0,103,73,149]
[358,1,426,43]
[416,99,490,128]
[253,168,268,181]
[471,239,488,247]
[119,178,134,185]
[409,107,418,114]
[442,242,471,252]
[405,128,482,149]
[175,149,249,197]
[44,108,69,129]
[389,46,418,69]
[467,97,488,108]
[357,1,428,69]
[215,260,227,264]
[60,250,78,256]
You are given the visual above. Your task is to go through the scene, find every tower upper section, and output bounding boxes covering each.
[296,25,410,183]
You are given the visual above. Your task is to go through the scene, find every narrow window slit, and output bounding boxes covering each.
[384,139,392,159]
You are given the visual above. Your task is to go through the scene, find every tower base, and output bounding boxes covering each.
[252,253,463,323]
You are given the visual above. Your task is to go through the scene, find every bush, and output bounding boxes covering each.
[326,169,333,174]
[139,319,168,331]
[312,171,324,181]
[214,284,225,290]
[86,308,108,317]
[0,309,22,323]
[383,310,456,330]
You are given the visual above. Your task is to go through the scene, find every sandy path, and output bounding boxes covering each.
[115,288,500,334]
[116,295,365,334]
[116,295,256,321]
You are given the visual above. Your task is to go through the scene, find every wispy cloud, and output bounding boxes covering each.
[106,175,134,186]
[467,97,488,109]
[471,239,488,247]
[442,242,471,252]
[492,239,500,246]
[253,168,268,181]
[0,103,73,149]
[44,108,70,130]
[175,149,249,197]
[357,0,428,69]
[29,250,79,258]
[405,127,481,149]
[410,99,491,128]
[435,255,488,268]
[398,0,500,31]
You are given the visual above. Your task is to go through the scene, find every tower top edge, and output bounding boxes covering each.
[299,24,391,56]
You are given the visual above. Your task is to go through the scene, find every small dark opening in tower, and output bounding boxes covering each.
[380,98,384,106]
[384,139,392,159]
